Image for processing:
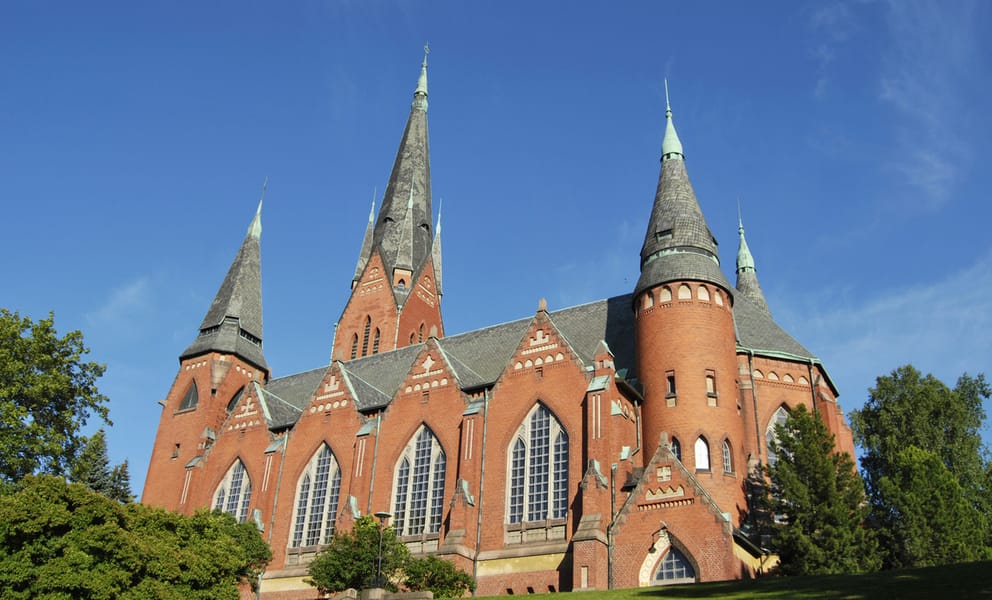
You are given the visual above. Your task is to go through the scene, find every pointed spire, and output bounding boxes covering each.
[413,42,429,112]
[432,200,443,296]
[661,79,684,160]
[735,205,770,314]
[636,83,728,298]
[181,191,267,371]
[353,190,377,284]
[368,47,434,303]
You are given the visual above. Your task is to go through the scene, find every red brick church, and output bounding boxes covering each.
[142,51,855,597]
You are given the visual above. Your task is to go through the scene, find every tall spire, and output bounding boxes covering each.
[735,207,770,314]
[432,200,443,297]
[661,79,684,160]
[181,185,267,371]
[353,191,376,286]
[636,82,729,298]
[368,46,434,303]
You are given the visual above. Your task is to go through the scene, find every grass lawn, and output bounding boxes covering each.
[477,561,992,600]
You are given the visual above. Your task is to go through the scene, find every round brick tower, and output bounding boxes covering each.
[634,84,747,523]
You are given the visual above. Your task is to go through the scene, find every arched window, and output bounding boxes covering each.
[179,380,198,411]
[697,286,710,301]
[678,284,692,300]
[351,334,359,360]
[361,317,371,357]
[409,332,416,344]
[654,547,695,585]
[226,386,245,413]
[393,426,446,536]
[507,404,569,524]
[722,440,733,473]
[670,437,682,461]
[372,328,381,355]
[766,406,790,466]
[660,286,672,302]
[213,459,251,522]
[418,323,425,343]
[643,293,654,309]
[694,437,710,471]
[290,444,342,547]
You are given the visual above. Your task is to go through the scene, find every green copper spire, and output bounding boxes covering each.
[247,177,266,239]
[661,79,684,160]
[735,205,770,314]
[413,42,429,112]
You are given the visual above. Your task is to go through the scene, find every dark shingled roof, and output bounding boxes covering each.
[635,252,732,299]
[181,214,267,370]
[259,290,816,430]
[734,294,813,358]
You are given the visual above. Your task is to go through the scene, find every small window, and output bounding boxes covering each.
[350,334,359,360]
[670,437,682,461]
[643,293,654,309]
[397,280,407,290]
[660,287,672,302]
[714,290,724,306]
[361,317,371,357]
[697,286,710,301]
[722,440,733,473]
[372,328,381,355]
[666,372,677,396]
[694,437,710,471]
[418,323,425,343]
[179,381,199,411]
[226,386,245,413]
[678,284,692,300]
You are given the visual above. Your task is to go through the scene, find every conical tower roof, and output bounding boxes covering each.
[371,44,434,302]
[181,185,267,371]
[635,83,729,297]
[735,215,770,314]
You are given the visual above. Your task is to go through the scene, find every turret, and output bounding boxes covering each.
[634,84,746,524]
[735,212,770,314]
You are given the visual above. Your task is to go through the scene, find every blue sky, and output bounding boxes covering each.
[3,1,990,498]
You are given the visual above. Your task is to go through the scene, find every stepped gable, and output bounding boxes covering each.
[733,294,814,358]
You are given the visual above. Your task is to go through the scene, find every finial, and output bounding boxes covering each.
[368,187,377,222]
[423,42,430,67]
[248,177,266,238]
[414,42,429,106]
[661,79,684,160]
[738,197,744,231]
[538,298,548,313]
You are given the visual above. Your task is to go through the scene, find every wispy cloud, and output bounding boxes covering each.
[87,276,153,332]
[807,1,855,98]
[781,249,992,427]
[877,0,980,208]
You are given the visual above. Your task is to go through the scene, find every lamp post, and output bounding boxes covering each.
[373,511,392,588]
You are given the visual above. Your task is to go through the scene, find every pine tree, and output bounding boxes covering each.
[768,404,879,575]
[69,429,132,502]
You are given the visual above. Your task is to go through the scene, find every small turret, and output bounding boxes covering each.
[735,211,771,314]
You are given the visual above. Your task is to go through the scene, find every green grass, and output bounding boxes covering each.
[478,561,992,600]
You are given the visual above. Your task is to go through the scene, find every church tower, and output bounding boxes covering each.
[633,84,746,522]
[332,46,444,361]
[143,192,269,510]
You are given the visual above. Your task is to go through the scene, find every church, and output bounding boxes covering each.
[142,50,855,598]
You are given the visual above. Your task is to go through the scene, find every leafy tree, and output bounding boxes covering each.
[850,366,991,567]
[0,309,110,483]
[0,475,271,599]
[875,446,988,568]
[69,429,133,502]
[307,515,411,593]
[767,404,880,575]
[404,554,475,598]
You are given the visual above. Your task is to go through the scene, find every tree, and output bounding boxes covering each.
[69,429,133,502]
[0,475,271,599]
[0,309,110,483]
[850,365,992,567]
[404,555,475,598]
[306,515,411,593]
[874,446,988,568]
[767,404,879,575]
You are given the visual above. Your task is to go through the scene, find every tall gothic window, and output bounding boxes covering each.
[392,426,446,536]
[670,437,682,461]
[351,334,359,360]
[290,444,342,547]
[372,328,381,354]
[507,404,569,524]
[722,440,733,473]
[213,459,251,522]
[226,386,245,413]
[766,406,790,466]
[361,316,372,356]
[694,436,710,471]
[179,380,198,410]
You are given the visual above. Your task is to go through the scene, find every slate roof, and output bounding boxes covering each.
[260,290,816,430]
